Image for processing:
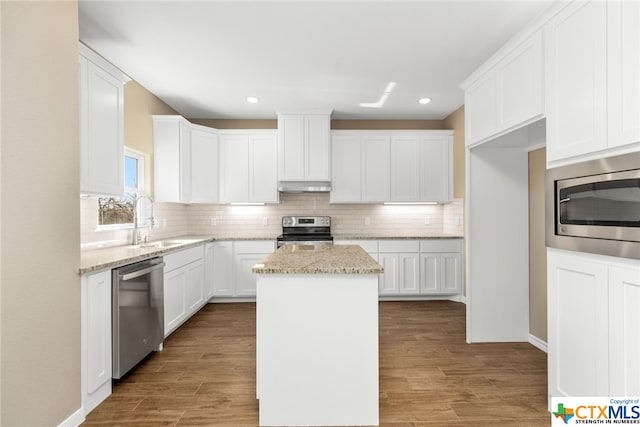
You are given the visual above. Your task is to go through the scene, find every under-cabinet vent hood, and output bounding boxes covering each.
[278,181,332,193]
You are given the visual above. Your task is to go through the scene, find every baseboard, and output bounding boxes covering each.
[528,334,548,353]
[58,407,84,427]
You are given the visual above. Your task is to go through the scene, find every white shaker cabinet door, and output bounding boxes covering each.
[397,253,420,295]
[304,114,331,180]
[85,270,112,393]
[249,134,278,203]
[330,135,361,202]
[361,135,390,202]
[495,31,543,132]
[607,0,640,149]
[190,127,218,203]
[419,135,452,203]
[390,136,420,202]
[545,0,607,162]
[548,249,609,398]
[212,241,234,297]
[465,71,496,147]
[164,267,187,337]
[379,254,400,295]
[80,60,124,196]
[220,134,250,203]
[608,265,640,396]
[185,260,205,315]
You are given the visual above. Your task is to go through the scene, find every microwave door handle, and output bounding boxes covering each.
[559,197,571,204]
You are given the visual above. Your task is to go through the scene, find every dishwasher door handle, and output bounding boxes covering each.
[119,262,165,281]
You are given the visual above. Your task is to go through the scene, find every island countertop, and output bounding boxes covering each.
[252,244,383,275]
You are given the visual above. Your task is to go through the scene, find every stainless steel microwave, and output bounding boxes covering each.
[546,151,640,260]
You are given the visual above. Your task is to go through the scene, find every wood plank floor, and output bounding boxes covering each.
[82,301,549,426]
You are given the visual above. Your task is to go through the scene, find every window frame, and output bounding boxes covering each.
[96,148,146,231]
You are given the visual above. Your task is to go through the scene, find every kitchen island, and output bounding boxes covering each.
[252,244,383,427]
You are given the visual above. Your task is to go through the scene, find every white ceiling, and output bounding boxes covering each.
[79,1,554,120]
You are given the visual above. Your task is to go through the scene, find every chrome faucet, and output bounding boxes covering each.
[132,195,155,245]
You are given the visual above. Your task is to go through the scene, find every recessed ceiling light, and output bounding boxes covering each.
[418,97,432,105]
[246,96,259,104]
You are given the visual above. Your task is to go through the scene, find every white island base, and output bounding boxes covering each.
[256,274,379,427]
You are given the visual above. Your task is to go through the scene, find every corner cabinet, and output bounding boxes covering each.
[153,116,219,203]
[278,113,331,181]
[219,131,278,204]
[211,240,276,299]
[545,0,640,164]
[79,44,130,196]
[81,270,113,415]
[463,30,544,147]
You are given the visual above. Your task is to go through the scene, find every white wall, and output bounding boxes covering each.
[466,146,530,342]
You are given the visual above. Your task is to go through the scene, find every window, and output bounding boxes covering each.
[98,149,145,228]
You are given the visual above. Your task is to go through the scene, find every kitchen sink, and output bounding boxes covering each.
[138,239,201,249]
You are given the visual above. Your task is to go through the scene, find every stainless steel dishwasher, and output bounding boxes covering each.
[112,257,165,379]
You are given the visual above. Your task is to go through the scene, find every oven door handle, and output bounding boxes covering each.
[559,197,571,204]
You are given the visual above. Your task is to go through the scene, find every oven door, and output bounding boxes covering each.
[556,169,640,242]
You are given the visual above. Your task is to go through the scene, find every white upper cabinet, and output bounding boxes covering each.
[330,133,390,203]
[153,116,219,204]
[331,131,451,204]
[545,1,608,162]
[390,133,453,203]
[546,0,640,164]
[607,0,640,149]
[496,32,544,132]
[190,125,219,203]
[79,44,129,196]
[278,113,331,181]
[153,116,193,203]
[463,31,544,147]
[219,131,278,203]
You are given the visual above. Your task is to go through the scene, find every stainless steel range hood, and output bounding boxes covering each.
[277,180,332,193]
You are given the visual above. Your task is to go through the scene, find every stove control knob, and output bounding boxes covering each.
[283,218,293,226]
[321,218,330,225]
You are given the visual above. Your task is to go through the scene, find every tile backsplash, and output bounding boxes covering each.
[81,193,464,248]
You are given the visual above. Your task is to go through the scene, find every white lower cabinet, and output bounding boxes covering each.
[335,239,463,297]
[608,265,640,395]
[548,248,640,401]
[81,269,112,415]
[211,240,275,298]
[163,246,205,337]
[420,240,463,295]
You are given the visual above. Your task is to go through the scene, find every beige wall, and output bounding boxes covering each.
[124,80,177,197]
[1,2,81,425]
[189,118,277,129]
[443,106,465,200]
[529,148,547,341]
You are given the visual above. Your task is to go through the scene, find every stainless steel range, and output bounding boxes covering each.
[276,216,333,248]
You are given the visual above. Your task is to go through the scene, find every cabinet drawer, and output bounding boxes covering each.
[419,239,462,253]
[234,240,275,254]
[334,240,378,254]
[378,240,420,253]
[164,245,204,272]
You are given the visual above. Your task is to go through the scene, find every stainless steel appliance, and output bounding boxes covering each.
[546,151,640,259]
[112,257,165,379]
[276,216,333,248]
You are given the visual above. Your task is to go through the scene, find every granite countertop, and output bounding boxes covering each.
[79,235,276,275]
[252,244,383,275]
[333,234,463,240]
